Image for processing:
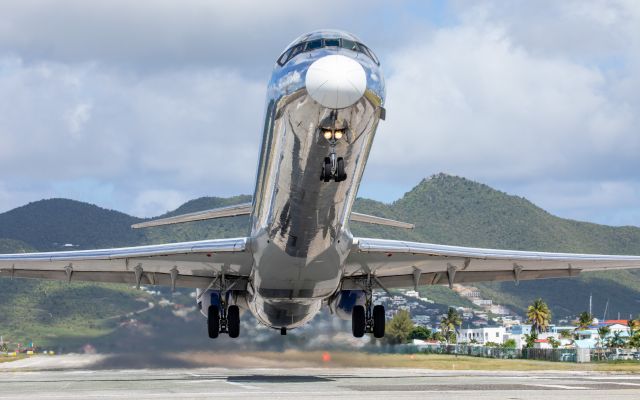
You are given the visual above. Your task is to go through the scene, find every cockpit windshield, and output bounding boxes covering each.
[277,37,379,66]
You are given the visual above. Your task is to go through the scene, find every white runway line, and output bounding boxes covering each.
[605,382,640,387]
[526,384,589,390]
[224,381,260,390]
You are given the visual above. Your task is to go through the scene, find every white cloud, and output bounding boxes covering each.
[64,102,92,137]
[0,57,265,214]
[0,0,380,72]
[133,189,189,218]
[362,3,640,225]
[1,1,640,226]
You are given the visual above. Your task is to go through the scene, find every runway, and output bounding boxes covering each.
[1,365,639,399]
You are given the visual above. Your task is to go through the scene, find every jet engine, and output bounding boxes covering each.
[328,290,366,320]
[196,289,248,318]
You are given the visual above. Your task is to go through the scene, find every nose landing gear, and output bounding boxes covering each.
[321,153,347,182]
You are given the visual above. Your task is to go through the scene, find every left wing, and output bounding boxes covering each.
[0,237,253,291]
[342,237,640,290]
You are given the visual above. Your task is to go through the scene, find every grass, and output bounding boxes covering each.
[0,354,27,363]
[227,351,640,372]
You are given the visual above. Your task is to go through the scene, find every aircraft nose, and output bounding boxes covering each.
[305,54,366,109]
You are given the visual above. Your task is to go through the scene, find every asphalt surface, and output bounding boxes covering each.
[1,356,639,399]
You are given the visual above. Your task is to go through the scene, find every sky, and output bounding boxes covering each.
[1,0,639,226]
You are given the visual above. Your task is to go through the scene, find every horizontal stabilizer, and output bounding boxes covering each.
[132,203,252,229]
[350,212,414,229]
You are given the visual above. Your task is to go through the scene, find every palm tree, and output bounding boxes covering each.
[629,333,640,351]
[526,298,552,333]
[559,329,574,340]
[576,311,594,331]
[609,331,626,348]
[627,319,640,336]
[596,325,611,360]
[597,326,611,348]
[440,308,462,344]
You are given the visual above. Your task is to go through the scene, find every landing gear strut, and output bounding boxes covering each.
[351,276,385,338]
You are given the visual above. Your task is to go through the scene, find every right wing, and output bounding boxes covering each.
[343,237,640,290]
[0,237,253,291]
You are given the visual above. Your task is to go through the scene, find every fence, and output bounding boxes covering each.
[373,344,596,363]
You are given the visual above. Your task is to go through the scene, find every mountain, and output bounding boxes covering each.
[0,199,145,251]
[1,173,640,348]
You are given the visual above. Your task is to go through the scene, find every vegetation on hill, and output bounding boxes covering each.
[0,199,145,251]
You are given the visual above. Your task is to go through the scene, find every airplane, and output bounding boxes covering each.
[2,29,640,339]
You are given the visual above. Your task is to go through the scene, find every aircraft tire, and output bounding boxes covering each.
[322,157,332,182]
[228,305,240,338]
[352,305,366,338]
[335,157,347,182]
[208,305,220,339]
[373,305,385,338]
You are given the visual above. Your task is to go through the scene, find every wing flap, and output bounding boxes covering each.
[345,237,640,288]
[342,268,581,290]
[0,268,248,290]
[0,237,253,289]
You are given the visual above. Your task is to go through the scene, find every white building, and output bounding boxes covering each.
[458,327,507,345]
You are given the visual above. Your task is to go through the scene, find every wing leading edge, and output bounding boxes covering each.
[0,237,253,291]
[343,237,640,290]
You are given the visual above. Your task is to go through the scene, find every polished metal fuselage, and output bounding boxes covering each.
[245,33,386,329]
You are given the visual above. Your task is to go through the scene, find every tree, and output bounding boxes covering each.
[597,326,611,349]
[502,338,517,349]
[409,326,432,340]
[608,331,626,348]
[628,319,640,337]
[547,337,560,349]
[433,331,446,343]
[559,329,574,340]
[523,331,538,348]
[384,310,414,345]
[576,312,594,331]
[628,333,640,351]
[439,308,462,344]
[526,298,552,333]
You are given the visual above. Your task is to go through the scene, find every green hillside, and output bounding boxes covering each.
[0,199,145,251]
[1,173,640,348]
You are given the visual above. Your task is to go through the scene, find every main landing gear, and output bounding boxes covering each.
[351,280,385,338]
[207,275,240,339]
[321,152,347,182]
[208,303,240,339]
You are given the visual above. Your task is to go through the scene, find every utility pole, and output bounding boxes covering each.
[589,293,592,316]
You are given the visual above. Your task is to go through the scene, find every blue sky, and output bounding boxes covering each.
[1,0,639,227]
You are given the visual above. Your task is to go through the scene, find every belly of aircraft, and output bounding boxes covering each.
[247,88,380,329]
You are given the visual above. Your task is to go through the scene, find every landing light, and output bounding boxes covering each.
[323,130,333,140]
[334,130,343,140]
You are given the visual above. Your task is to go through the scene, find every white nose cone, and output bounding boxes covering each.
[305,55,366,109]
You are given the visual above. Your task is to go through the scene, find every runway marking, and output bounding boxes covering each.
[605,382,640,387]
[586,376,640,380]
[526,384,588,390]
[224,381,260,390]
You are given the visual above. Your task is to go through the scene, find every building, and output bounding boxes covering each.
[458,326,507,345]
